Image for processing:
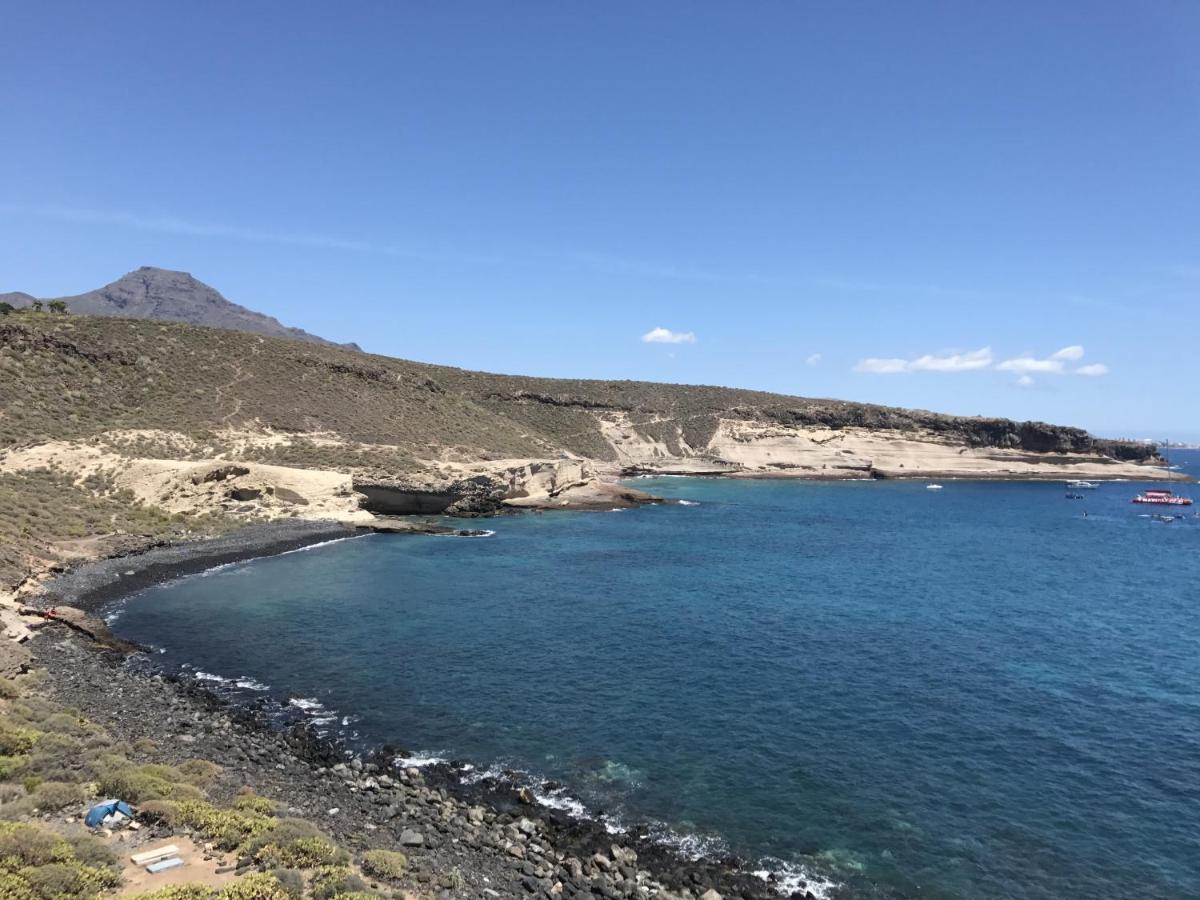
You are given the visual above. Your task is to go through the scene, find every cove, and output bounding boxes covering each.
[109,462,1200,899]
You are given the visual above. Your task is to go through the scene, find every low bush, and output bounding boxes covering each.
[0,722,40,755]
[0,822,63,867]
[170,800,274,851]
[218,873,291,900]
[61,835,119,872]
[232,792,277,816]
[136,799,182,827]
[26,780,84,811]
[360,848,408,881]
[20,860,121,898]
[96,762,205,804]
[130,885,213,900]
[267,868,304,899]
[310,866,370,900]
[244,818,345,869]
[177,759,222,785]
[0,823,121,899]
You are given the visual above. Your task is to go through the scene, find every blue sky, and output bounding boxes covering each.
[3,2,1198,440]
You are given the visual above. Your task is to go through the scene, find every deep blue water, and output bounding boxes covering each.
[111,453,1200,899]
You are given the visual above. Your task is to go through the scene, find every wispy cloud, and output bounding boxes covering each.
[814,277,993,301]
[641,327,696,344]
[805,353,822,366]
[855,347,993,374]
[1050,345,1084,361]
[995,356,1067,374]
[995,345,1109,381]
[0,204,760,286]
[1,203,513,267]
[856,344,1111,382]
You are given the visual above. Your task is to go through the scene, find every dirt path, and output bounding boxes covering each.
[215,348,259,426]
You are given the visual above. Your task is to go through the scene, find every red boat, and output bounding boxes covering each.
[1132,489,1194,506]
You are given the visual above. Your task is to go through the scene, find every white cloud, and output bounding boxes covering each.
[995,356,1066,374]
[805,353,822,366]
[854,357,911,374]
[1016,375,1035,387]
[854,347,992,374]
[996,345,1109,377]
[641,327,696,344]
[908,347,994,371]
[1050,345,1085,361]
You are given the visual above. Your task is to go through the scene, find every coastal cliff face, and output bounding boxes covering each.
[0,313,1177,593]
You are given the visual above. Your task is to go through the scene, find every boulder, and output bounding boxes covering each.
[398,828,424,847]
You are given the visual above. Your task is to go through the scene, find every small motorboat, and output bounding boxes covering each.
[926,484,943,490]
[1151,514,1178,523]
[1066,480,1098,489]
[1132,489,1193,506]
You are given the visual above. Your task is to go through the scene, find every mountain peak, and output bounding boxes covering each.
[11,267,360,350]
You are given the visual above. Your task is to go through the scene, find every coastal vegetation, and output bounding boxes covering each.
[0,669,410,899]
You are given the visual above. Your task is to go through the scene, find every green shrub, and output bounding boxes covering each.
[310,866,369,900]
[0,823,120,899]
[218,873,291,900]
[130,885,213,900]
[0,678,21,700]
[0,754,27,780]
[232,792,277,816]
[266,868,304,899]
[170,800,274,851]
[20,860,121,898]
[0,723,40,755]
[243,818,344,869]
[96,763,205,803]
[62,835,119,872]
[0,822,65,867]
[360,849,408,881]
[0,871,34,900]
[136,799,182,827]
[26,780,83,811]
[178,759,222,785]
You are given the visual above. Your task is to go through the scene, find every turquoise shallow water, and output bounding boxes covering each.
[111,453,1200,899]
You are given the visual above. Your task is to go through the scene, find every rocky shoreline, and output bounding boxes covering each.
[20,520,860,900]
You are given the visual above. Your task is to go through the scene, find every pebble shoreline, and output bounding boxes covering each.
[28,522,857,900]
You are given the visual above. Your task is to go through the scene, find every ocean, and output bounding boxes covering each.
[108,452,1200,899]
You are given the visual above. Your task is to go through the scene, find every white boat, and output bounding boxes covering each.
[1066,480,1098,489]
[926,484,943,490]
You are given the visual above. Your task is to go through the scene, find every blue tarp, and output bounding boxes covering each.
[85,799,134,828]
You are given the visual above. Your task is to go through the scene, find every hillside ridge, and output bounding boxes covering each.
[0,311,1179,594]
